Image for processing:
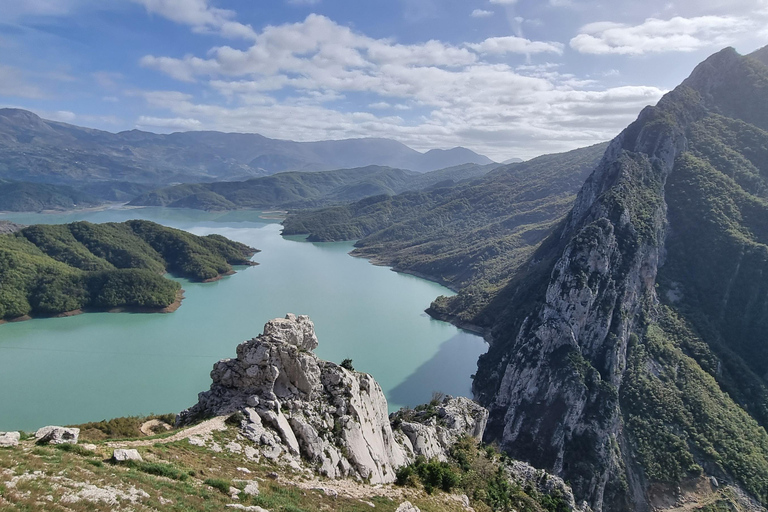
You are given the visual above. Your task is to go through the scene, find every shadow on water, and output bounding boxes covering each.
[388,331,487,409]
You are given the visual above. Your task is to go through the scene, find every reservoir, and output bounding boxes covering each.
[0,207,486,431]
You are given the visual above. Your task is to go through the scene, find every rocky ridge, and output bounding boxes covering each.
[179,314,489,485]
[473,46,768,511]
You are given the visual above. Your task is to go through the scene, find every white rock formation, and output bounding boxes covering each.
[179,314,489,484]
[0,431,20,447]
[34,426,79,445]
[112,449,143,462]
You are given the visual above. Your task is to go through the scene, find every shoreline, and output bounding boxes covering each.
[348,248,491,340]
[0,288,186,325]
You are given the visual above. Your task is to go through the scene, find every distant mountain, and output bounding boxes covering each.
[0,109,493,188]
[501,157,523,164]
[0,179,101,212]
[130,162,500,211]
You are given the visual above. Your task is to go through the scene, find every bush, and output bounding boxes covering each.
[340,358,355,371]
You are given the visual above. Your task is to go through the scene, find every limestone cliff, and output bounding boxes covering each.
[179,314,488,485]
[473,46,768,511]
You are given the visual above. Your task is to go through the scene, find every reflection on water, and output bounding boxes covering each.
[389,331,487,408]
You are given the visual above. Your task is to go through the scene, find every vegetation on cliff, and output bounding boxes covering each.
[285,46,768,510]
[0,220,256,320]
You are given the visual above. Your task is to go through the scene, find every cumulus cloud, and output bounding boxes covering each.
[130,0,257,39]
[471,9,493,18]
[571,15,757,54]
[136,115,203,130]
[135,13,668,159]
[468,36,564,55]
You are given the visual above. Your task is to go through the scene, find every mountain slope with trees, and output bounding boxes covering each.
[129,163,499,211]
[285,45,768,510]
[0,220,256,320]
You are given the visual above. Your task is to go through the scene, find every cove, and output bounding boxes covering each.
[0,207,487,432]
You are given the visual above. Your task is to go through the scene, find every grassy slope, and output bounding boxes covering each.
[0,220,256,320]
[0,414,577,512]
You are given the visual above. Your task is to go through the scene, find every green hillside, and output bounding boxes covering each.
[0,180,102,212]
[0,220,256,320]
[129,163,499,211]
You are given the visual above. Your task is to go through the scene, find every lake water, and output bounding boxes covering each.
[0,207,486,431]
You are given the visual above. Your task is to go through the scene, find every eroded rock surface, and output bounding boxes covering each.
[34,426,79,445]
[179,313,488,484]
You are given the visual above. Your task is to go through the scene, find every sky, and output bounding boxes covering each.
[0,0,767,161]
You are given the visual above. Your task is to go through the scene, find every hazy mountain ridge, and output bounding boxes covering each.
[129,162,500,211]
[0,109,493,187]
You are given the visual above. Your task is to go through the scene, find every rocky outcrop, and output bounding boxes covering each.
[34,426,79,445]
[0,431,20,447]
[179,314,488,484]
[112,449,143,462]
[0,221,22,234]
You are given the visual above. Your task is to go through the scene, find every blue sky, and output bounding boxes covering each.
[1,0,766,161]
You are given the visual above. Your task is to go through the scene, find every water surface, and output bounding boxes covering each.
[0,208,486,431]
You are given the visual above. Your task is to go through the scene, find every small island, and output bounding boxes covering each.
[0,220,257,322]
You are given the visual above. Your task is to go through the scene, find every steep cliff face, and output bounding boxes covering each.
[474,46,768,511]
[180,314,489,485]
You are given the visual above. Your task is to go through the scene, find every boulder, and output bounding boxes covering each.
[34,426,79,445]
[112,449,143,462]
[396,502,421,512]
[0,431,20,447]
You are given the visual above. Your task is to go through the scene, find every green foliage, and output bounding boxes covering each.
[74,414,176,440]
[0,220,256,320]
[123,460,189,481]
[0,179,101,212]
[395,437,571,512]
[204,478,232,494]
[53,443,98,457]
[621,309,768,501]
[340,358,355,371]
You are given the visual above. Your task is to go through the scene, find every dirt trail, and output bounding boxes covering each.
[106,417,227,448]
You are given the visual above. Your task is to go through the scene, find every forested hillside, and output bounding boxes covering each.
[283,143,607,319]
[0,220,256,320]
[129,163,499,211]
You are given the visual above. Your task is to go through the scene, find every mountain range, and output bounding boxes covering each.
[0,108,494,187]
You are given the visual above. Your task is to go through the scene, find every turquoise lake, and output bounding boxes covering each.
[0,207,486,432]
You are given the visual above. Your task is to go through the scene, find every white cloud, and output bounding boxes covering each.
[571,15,757,55]
[468,36,564,55]
[136,115,203,130]
[135,13,667,159]
[130,0,257,39]
[471,9,493,18]
[489,0,517,4]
